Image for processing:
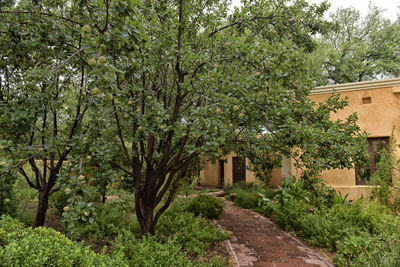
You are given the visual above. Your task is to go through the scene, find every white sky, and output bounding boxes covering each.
[310,0,399,21]
[232,0,400,21]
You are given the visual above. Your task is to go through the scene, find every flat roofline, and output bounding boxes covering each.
[311,77,400,95]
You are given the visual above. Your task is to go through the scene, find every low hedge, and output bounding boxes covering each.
[0,216,127,267]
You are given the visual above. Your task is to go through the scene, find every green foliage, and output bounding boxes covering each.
[185,195,224,219]
[230,179,400,266]
[225,182,277,210]
[298,214,345,250]
[334,232,375,266]
[0,0,368,235]
[369,132,400,211]
[50,188,71,214]
[0,0,104,227]
[0,216,128,267]
[2,169,37,224]
[156,202,228,257]
[113,231,195,267]
[308,5,400,85]
[335,232,400,266]
[109,199,228,266]
[63,193,136,239]
[231,188,261,210]
[0,193,229,266]
[0,169,17,216]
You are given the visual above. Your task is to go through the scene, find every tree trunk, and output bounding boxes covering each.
[140,210,155,236]
[138,195,157,235]
[34,190,49,228]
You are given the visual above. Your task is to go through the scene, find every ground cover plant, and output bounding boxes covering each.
[0,191,228,266]
[225,179,400,266]
[0,216,128,267]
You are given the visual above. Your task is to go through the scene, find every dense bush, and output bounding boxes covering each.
[51,188,71,214]
[69,202,136,239]
[369,134,400,213]
[185,195,224,219]
[48,191,228,265]
[63,193,137,239]
[225,182,276,211]
[298,213,346,250]
[0,216,128,266]
[0,171,18,216]
[113,230,195,267]
[228,178,400,266]
[231,187,260,209]
[156,202,228,257]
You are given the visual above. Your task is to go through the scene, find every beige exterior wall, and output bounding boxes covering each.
[310,81,400,200]
[199,161,221,187]
[200,78,400,200]
[200,152,286,187]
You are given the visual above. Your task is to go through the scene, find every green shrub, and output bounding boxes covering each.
[361,201,399,235]
[224,178,400,266]
[346,234,400,267]
[185,195,224,219]
[0,215,128,267]
[334,232,375,266]
[113,230,195,267]
[328,201,379,233]
[298,214,350,251]
[156,203,228,256]
[273,197,309,231]
[66,200,137,239]
[233,188,260,209]
[258,199,275,217]
[50,188,70,214]
[226,182,276,211]
[0,171,18,216]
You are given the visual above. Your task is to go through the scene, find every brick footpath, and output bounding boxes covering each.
[215,200,334,267]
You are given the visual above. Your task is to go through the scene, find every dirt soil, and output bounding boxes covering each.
[215,200,334,267]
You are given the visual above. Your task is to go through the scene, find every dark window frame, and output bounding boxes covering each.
[356,137,389,185]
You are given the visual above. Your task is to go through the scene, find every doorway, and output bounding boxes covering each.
[233,157,246,184]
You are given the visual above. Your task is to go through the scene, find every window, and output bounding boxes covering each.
[356,137,389,185]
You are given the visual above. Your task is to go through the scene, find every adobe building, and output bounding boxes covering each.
[200,78,400,200]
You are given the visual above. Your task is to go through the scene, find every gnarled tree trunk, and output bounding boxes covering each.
[34,190,49,227]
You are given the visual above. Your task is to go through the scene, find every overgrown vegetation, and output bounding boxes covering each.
[0,180,228,266]
[0,216,128,266]
[0,0,369,236]
[369,133,400,212]
[184,195,224,219]
[226,179,400,266]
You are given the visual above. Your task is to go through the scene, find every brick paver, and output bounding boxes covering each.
[215,200,333,267]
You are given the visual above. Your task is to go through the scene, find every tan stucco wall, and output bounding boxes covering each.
[310,85,400,199]
[223,153,234,186]
[200,162,220,186]
[331,186,372,200]
[310,86,400,141]
[200,80,400,200]
[200,152,285,187]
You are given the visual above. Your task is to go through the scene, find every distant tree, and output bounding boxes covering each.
[308,5,400,85]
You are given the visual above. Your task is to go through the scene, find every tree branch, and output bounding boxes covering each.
[19,167,40,190]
